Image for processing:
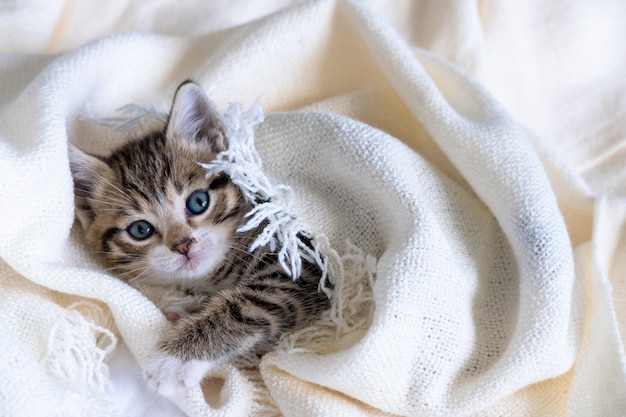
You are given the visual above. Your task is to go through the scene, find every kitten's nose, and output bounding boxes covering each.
[172,237,193,256]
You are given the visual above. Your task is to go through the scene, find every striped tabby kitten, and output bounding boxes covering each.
[69,81,330,395]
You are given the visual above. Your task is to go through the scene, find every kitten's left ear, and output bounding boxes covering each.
[166,81,227,153]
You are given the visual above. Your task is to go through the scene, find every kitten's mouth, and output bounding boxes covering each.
[176,253,201,270]
[172,252,215,280]
[180,256,201,270]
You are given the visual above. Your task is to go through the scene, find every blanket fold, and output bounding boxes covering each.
[1,0,625,416]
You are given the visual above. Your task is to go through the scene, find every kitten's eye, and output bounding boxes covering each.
[127,220,154,240]
[186,190,209,215]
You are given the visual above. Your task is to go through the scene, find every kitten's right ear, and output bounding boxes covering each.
[68,144,109,229]
[166,81,227,153]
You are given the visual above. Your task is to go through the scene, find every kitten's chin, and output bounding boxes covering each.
[172,254,219,281]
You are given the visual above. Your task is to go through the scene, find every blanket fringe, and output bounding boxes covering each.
[44,301,119,416]
[201,100,329,282]
[278,240,378,353]
[235,239,377,417]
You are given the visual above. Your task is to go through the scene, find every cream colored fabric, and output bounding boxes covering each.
[1,0,625,416]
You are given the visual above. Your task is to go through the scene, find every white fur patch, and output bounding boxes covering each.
[144,348,218,397]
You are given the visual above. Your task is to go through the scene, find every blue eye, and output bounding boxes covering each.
[186,190,209,215]
[127,220,154,240]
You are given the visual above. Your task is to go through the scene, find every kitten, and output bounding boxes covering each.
[69,81,331,395]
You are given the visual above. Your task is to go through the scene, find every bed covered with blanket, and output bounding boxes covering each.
[0,0,624,416]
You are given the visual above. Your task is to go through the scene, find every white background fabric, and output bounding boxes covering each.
[0,0,625,416]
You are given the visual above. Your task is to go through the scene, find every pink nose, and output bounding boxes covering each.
[172,238,193,256]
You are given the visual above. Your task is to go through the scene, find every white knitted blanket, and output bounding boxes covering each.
[1,1,625,416]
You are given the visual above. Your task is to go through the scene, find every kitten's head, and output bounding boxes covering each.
[70,81,248,286]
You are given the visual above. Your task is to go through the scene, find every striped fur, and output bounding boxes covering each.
[70,81,330,373]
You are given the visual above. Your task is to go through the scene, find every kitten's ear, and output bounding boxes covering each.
[166,81,227,153]
[68,144,109,229]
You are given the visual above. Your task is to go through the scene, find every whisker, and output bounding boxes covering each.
[121,263,156,285]
[73,190,135,208]
[82,167,134,203]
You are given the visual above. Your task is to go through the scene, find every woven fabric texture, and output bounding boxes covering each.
[0,0,624,416]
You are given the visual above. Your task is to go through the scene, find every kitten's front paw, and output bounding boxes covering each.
[144,348,217,397]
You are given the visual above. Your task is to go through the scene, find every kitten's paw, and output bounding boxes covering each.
[144,349,217,397]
